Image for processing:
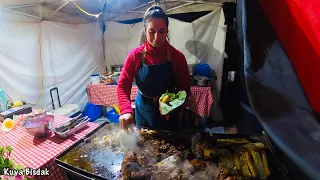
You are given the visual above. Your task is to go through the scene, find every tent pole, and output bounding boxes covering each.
[107,0,154,21]
[5,3,42,10]
[108,11,145,13]
[127,10,145,13]
[165,2,194,12]
[106,0,222,21]
[46,1,70,20]
[180,0,222,5]
[2,9,42,19]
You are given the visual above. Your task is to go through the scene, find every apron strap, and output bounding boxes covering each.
[141,45,146,63]
[167,46,171,62]
[141,43,172,63]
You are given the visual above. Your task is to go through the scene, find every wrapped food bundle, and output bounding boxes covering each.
[159,90,187,115]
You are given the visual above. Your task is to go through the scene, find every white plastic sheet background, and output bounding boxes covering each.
[0,22,42,105]
[0,21,105,110]
[41,21,105,110]
[104,8,227,98]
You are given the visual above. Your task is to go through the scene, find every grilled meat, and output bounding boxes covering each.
[131,170,152,180]
[121,152,139,180]
[119,128,273,180]
[183,159,195,173]
[217,167,242,180]
[179,172,196,180]
[140,129,156,137]
[151,155,181,180]
[168,168,183,179]
[223,176,242,180]
[137,154,149,167]
[191,159,209,170]
[183,149,193,159]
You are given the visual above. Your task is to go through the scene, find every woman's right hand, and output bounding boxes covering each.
[119,113,134,129]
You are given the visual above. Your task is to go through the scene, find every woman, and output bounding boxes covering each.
[116,5,190,130]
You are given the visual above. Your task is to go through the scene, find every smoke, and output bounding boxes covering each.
[119,128,142,152]
[93,125,143,152]
[151,156,220,180]
[88,125,222,180]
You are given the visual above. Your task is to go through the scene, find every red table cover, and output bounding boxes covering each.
[87,84,213,117]
[0,115,99,180]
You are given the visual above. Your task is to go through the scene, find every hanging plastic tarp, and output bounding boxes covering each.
[259,0,320,114]
[236,0,320,179]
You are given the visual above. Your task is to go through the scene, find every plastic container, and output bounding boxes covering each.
[194,64,211,77]
[0,87,7,111]
[106,108,119,124]
[0,87,5,99]
[90,74,100,84]
[0,98,5,112]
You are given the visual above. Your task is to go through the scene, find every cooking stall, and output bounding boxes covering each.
[56,0,320,179]
[0,0,318,179]
[55,124,289,180]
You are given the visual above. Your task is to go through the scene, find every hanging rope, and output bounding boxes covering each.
[72,0,111,18]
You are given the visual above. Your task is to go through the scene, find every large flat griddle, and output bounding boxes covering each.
[55,123,289,180]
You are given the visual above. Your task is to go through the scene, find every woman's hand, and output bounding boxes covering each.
[159,102,171,120]
[119,113,134,129]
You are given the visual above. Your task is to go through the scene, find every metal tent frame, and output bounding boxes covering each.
[1,0,223,22]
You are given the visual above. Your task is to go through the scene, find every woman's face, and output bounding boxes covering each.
[145,18,168,47]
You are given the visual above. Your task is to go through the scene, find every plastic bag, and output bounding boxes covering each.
[82,103,102,122]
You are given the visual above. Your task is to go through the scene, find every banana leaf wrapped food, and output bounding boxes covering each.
[159,90,187,115]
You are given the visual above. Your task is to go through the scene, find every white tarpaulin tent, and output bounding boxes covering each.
[0,21,105,111]
[0,0,234,120]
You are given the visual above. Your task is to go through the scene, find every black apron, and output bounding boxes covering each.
[134,45,179,130]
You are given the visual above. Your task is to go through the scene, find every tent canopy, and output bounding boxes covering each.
[0,0,235,23]
[0,0,230,115]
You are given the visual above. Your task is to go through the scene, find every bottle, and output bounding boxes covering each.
[0,98,5,112]
[0,87,5,101]
[0,87,7,111]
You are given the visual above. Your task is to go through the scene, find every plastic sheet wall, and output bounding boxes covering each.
[0,21,105,110]
[236,0,320,178]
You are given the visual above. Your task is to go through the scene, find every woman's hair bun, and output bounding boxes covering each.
[148,5,163,12]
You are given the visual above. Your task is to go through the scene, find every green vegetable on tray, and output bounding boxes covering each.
[159,90,187,115]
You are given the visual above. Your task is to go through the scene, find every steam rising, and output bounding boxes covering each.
[88,125,222,180]
[151,155,220,180]
[96,125,142,152]
[119,127,142,152]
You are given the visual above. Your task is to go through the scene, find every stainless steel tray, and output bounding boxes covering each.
[52,116,90,139]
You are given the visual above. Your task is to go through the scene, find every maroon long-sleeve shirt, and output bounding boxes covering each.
[116,41,190,115]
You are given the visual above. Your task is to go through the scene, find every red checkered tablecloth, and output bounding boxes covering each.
[0,115,99,180]
[87,84,213,117]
